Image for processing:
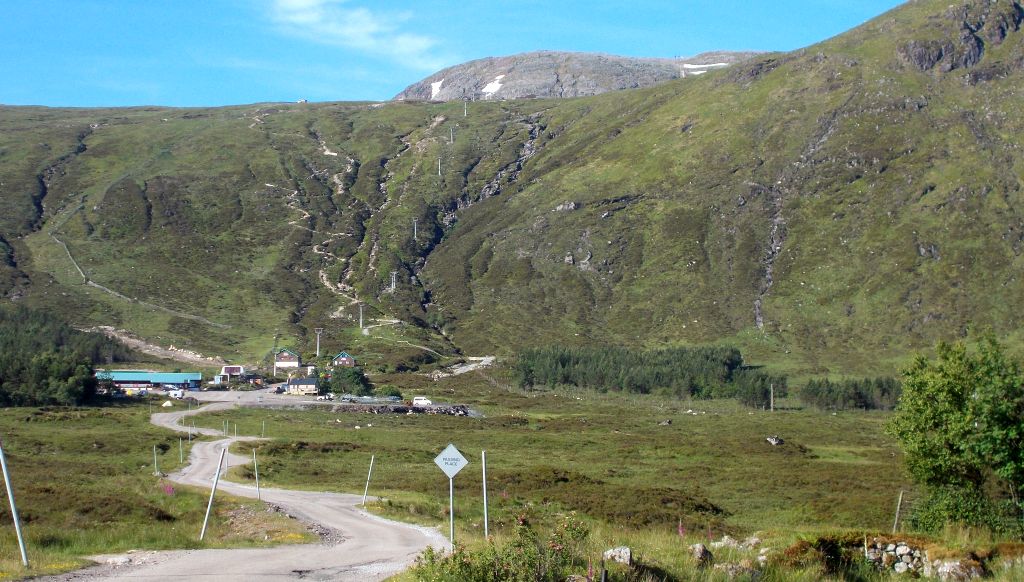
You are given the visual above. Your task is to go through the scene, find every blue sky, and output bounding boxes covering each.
[1,0,905,107]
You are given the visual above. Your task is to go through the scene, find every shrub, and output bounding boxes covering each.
[374,384,403,399]
[412,513,589,582]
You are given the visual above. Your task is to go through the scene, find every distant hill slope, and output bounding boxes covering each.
[2,0,1024,377]
[393,51,760,101]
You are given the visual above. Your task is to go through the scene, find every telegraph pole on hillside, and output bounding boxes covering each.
[359,303,364,330]
[413,219,418,241]
[390,271,398,293]
[314,328,323,358]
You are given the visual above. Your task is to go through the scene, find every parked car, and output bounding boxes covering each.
[274,386,286,394]
[316,393,334,401]
[168,389,185,399]
[412,396,432,406]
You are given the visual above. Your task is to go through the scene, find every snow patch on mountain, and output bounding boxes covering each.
[482,75,505,97]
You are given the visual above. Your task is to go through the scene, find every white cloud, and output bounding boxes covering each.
[269,0,446,71]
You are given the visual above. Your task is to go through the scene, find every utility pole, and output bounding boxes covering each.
[450,126,454,144]
[770,383,775,412]
[314,327,324,358]
[390,271,398,293]
[413,219,418,241]
[358,303,364,330]
[438,157,442,176]
[464,99,467,117]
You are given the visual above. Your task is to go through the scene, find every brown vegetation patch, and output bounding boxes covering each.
[494,466,727,529]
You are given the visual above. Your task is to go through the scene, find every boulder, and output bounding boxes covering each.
[603,546,631,566]
[711,535,740,549]
[690,543,714,569]
[924,557,985,581]
[713,560,761,580]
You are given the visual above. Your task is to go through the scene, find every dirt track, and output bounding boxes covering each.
[45,400,446,581]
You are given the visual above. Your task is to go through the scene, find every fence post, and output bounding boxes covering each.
[0,439,29,567]
[200,448,227,540]
[892,490,905,534]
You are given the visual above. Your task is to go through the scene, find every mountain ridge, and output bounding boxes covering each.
[393,50,761,101]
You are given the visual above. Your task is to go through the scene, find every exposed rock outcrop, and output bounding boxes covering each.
[395,50,759,101]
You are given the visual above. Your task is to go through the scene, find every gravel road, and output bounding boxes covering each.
[43,398,447,581]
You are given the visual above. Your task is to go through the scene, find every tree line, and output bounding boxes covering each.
[0,304,133,406]
[513,346,786,406]
[798,377,901,411]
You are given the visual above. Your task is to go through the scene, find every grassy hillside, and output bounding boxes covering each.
[2,0,1024,377]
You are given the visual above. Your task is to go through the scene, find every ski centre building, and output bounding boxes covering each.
[96,370,203,392]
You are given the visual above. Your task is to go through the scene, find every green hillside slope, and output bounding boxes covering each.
[2,0,1023,376]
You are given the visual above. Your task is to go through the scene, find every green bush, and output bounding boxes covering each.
[374,384,403,399]
[412,513,589,582]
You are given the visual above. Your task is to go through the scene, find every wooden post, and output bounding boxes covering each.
[200,448,227,540]
[892,490,904,534]
[482,450,489,539]
[0,439,29,567]
[253,449,260,501]
[362,454,375,507]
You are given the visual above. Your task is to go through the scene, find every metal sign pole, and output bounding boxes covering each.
[0,440,29,567]
[449,477,455,546]
[153,445,160,476]
[253,449,260,501]
[434,444,468,549]
[482,450,489,539]
[262,419,266,438]
[179,438,183,464]
[362,454,375,507]
[200,448,227,540]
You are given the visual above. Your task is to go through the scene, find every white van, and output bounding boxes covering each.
[412,396,432,406]
[169,389,185,399]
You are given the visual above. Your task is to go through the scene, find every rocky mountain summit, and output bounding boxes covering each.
[393,50,759,101]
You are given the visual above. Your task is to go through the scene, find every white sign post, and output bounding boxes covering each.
[434,444,468,546]
[362,454,375,507]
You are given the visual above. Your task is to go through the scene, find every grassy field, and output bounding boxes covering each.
[195,369,912,546]
[186,367,1024,579]
[0,401,313,580]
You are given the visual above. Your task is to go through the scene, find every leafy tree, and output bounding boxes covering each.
[887,338,1024,531]
[970,338,1024,514]
[329,367,372,396]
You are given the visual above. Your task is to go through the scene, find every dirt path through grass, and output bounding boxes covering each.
[46,402,446,581]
